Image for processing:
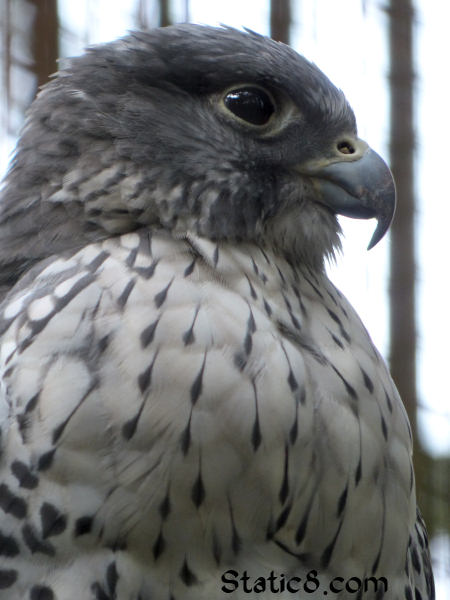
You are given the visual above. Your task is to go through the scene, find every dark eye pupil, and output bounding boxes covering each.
[224,87,274,125]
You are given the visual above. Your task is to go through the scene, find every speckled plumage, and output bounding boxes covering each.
[0,25,433,600]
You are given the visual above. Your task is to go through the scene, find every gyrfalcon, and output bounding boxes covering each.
[0,24,434,600]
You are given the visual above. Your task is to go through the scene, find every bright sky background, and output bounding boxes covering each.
[0,0,449,593]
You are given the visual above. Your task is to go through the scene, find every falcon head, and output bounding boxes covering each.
[0,24,395,291]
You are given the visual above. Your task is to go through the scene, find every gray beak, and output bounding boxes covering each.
[301,140,396,249]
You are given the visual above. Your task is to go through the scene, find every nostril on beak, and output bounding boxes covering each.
[337,140,356,155]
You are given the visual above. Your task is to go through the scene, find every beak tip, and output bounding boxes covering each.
[367,230,382,251]
[306,144,396,250]
[367,177,396,250]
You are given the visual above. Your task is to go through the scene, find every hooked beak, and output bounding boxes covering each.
[300,139,396,249]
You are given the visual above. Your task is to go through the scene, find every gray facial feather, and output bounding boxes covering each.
[0,24,356,298]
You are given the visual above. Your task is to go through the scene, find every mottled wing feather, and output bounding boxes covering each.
[0,230,432,599]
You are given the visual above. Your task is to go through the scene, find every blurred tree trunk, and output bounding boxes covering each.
[1,0,57,135]
[158,0,171,27]
[388,0,416,431]
[29,0,58,89]
[270,0,291,44]
[136,0,175,28]
[1,0,12,119]
[388,0,435,533]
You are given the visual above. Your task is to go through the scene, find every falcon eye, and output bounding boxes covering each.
[223,87,275,126]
